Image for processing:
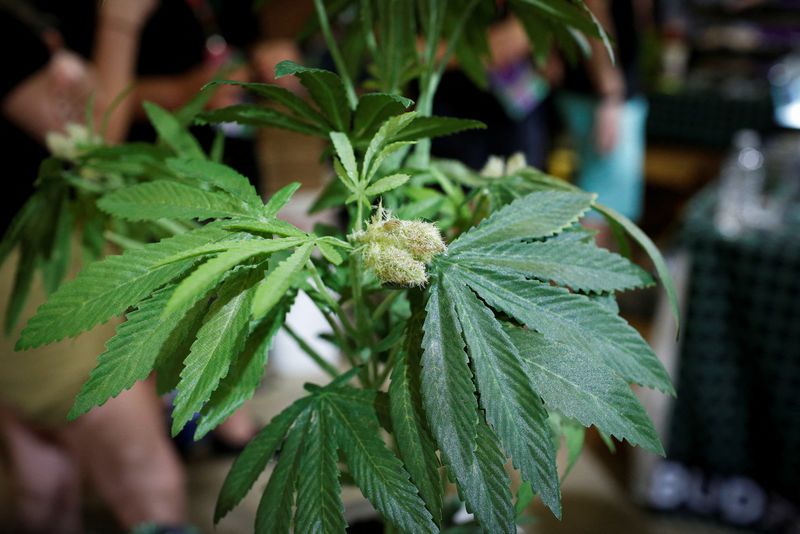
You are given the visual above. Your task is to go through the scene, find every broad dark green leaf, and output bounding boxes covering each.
[327,388,438,534]
[254,410,310,534]
[99,181,255,221]
[215,397,312,522]
[275,61,352,131]
[390,116,485,144]
[421,280,515,532]
[204,80,330,128]
[353,93,413,140]
[39,196,74,296]
[18,225,229,349]
[448,191,594,254]
[5,243,36,334]
[508,326,663,454]
[295,402,347,534]
[458,267,674,395]
[197,104,327,137]
[389,314,442,525]
[452,240,653,293]
[595,203,680,332]
[445,273,560,517]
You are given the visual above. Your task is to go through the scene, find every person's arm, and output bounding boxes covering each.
[582,0,625,154]
[92,0,158,143]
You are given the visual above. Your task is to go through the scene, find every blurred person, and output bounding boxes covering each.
[0,0,300,530]
[432,11,561,170]
[556,0,651,248]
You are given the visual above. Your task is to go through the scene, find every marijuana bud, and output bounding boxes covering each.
[354,210,446,286]
[45,123,99,161]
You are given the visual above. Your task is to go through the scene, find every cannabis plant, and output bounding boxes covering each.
[7,1,679,532]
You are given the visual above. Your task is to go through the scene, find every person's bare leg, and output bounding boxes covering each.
[61,377,187,530]
[0,407,81,534]
[214,407,256,448]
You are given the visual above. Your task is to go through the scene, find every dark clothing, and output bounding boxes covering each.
[431,71,552,170]
[0,1,260,231]
[562,0,642,99]
[0,7,49,231]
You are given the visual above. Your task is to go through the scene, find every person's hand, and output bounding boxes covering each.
[593,96,622,154]
[98,0,160,32]
[251,39,303,91]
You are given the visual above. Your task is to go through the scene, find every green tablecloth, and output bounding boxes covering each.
[667,187,800,504]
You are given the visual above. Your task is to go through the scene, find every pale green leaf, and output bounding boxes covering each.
[153,295,210,395]
[507,326,663,454]
[448,191,595,254]
[69,284,190,419]
[156,237,307,268]
[18,225,229,349]
[316,241,343,265]
[330,132,359,186]
[166,158,261,207]
[195,299,289,439]
[172,275,259,434]
[251,242,314,320]
[453,240,653,293]
[365,173,410,196]
[99,181,255,221]
[143,101,205,159]
[364,141,416,184]
[264,182,301,218]
[215,397,312,522]
[164,241,293,316]
[363,112,417,182]
[224,219,306,238]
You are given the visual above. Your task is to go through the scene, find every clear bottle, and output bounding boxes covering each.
[715,129,766,237]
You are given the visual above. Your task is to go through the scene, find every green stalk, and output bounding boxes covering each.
[414,0,480,166]
[313,0,358,110]
[283,324,340,378]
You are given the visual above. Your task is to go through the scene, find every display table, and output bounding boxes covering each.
[652,186,800,528]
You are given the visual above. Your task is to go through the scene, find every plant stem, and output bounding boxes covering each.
[154,218,190,236]
[283,324,340,378]
[103,230,144,250]
[414,0,480,165]
[313,0,358,110]
[372,289,401,322]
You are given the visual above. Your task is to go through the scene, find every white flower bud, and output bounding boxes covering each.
[355,209,446,287]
